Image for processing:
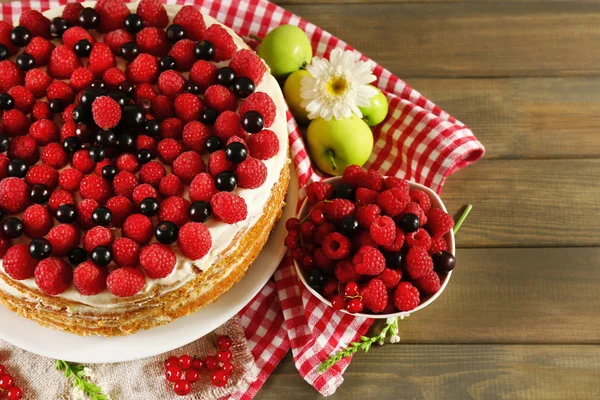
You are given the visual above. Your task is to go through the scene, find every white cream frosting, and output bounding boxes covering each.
[0,2,289,311]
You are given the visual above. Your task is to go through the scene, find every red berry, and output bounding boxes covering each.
[184,368,200,383]
[137,0,168,28]
[344,282,359,297]
[112,237,140,267]
[204,24,235,62]
[220,362,234,375]
[169,39,196,71]
[286,218,300,232]
[3,244,37,280]
[210,192,247,224]
[178,355,192,369]
[236,158,267,189]
[34,257,72,295]
[165,366,182,383]
[322,232,351,260]
[216,347,232,363]
[127,53,159,84]
[229,49,266,86]
[48,46,80,79]
[191,358,204,371]
[353,245,386,276]
[173,6,206,41]
[301,220,316,237]
[122,214,154,244]
[331,295,345,311]
[73,261,108,296]
[205,355,219,371]
[19,10,51,39]
[284,234,298,249]
[139,244,176,279]
[177,222,212,260]
[426,208,455,237]
[0,374,14,390]
[216,335,232,349]
[211,370,228,387]
[165,356,178,369]
[137,27,169,57]
[95,0,130,33]
[360,278,388,313]
[107,267,145,297]
[394,281,421,312]
[92,96,122,129]
[204,85,237,113]
[239,92,276,128]
[345,298,364,313]
[7,386,23,400]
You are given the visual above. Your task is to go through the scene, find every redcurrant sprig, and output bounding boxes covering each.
[0,364,24,400]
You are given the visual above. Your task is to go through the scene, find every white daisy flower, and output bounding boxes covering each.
[300,48,377,121]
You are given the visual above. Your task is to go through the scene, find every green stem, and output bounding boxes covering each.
[56,360,108,400]
[249,34,263,43]
[327,149,338,171]
[453,204,472,235]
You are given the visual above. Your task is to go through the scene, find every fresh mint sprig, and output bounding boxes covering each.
[56,360,108,400]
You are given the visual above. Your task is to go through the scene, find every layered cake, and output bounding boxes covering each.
[0,0,290,336]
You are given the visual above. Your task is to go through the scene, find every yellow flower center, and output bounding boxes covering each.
[326,76,349,96]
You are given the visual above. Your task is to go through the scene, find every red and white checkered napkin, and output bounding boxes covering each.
[1,0,484,397]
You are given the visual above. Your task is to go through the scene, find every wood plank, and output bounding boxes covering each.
[408,77,600,159]
[283,2,600,78]
[441,159,600,248]
[400,248,600,344]
[260,345,600,399]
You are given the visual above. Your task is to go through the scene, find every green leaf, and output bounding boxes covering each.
[56,360,109,400]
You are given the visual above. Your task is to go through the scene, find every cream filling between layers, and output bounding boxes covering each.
[0,3,290,312]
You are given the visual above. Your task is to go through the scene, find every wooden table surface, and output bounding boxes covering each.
[261,0,600,398]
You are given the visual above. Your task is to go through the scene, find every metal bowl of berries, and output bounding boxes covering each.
[286,169,456,319]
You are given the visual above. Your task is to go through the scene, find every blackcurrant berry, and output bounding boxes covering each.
[215,171,237,192]
[184,82,199,94]
[7,159,28,178]
[92,206,112,226]
[79,7,100,30]
[2,218,24,239]
[29,238,52,260]
[232,77,255,98]
[166,24,186,43]
[339,216,359,236]
[68,247,87,266]
[96,130,117,147]
[16,53,35,71]
[108,91,129,108]
[200,108,218,125]
[205,135,223,153]
[75,123,92,143]
[90,80,105,90]
[155,221,178,244]
[194,40,215,61]
[398,213,420,233]
[433,251,456,273]
[384,251,404,268]
[120,104,145,130]
[10,26,31,47]
[225,142,248,163]
[118,81,134,95]
[74,39,92,57]
[143,120,160,137]
[50,17,68,38]
[120,42,139,61]
[56,204,77,223]
[91,246,112,267]
[49,99,66,113]
[118,133,136,153]
[307,269,325,290]
[124,14,144,33]
[158,55,176,71]
[0,134,8,153]
[137,149,152,164]
[102,165,118,181]
[89,146,105,162]
[216,67,236,86]
[0,93,14,110]
[63,137,80,154]
[72,105,91,123]
[189,201,211,223]
[139,197,159,217]
[0,44,8,61]
[333,183,355,201]
[30,184,50,204]
[80,88,104,107]
[241,111,264,133]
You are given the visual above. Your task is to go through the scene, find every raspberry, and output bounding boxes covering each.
[181,121,209,153]
[48,190,75,213]
[334,260,361,284]
[107,267,145,297]
[173,6,206,41]
[369,215,396,246]
[236,158,267,189]
[174,93,203,122]
[157,139,183,165]
[62,27,95,50]
[356,188,378,206]
[172,151,205,183]
[48,46,80,79]
[72,149,95,174]
[239,92,276,128]
[34,258,72,295]
[25,164,58,188]
[112,237,140,267]
[157,70,184,99]
[189,173,217,202]
[189,60,217,92]
[95,0,130,33]
[314,221,335,244]
[0,154,7,179]
[0,177,29,213]
[3,244,37,280]
[24,37,54,66]
[73,261,108,295]
[134,83,158,107]
[324,199,355,222]
[3,109,29,139]
[212,111,240,142]
[77,199,99,229]
[140,244,176,278]
[116,153,139,172]
[104,29,134,55]
[429,236,448,255]
[151,95,174,120]
[62,3,84,26]
[46,223,79,256]
[7,86,34,113]
[106,195,133,227]
[246,130,279,160]
[8,136,37,164]
[406,247,434,279]
[409,190,432,213]
[132,183,158,206]
[414,270,441,295]
[322,232,351,260]
[69,67,94,91]
[406,228,432,249]
[137,0,168,28]
[377,187,409,217]
[313,249,334,270]
[229,49,266,86]
[384,176,410,194]
[139,161,165,186]
[19,10,51,39]
[25,68,52,97]
[359,170,384,192]
[28,118,58,145]
[0,21,17,56]
[88,42,116,77]
[32,101,51,120]
[94,159,113,176]
[0,60,23,93]
[204,85,237,113]
[353,245,385,276]
[113,171,138,197]
[83,226,114,253]
[136,135,158,154]
[80,173,112,204]
[307,181,334,205]
[159,174,183,197]
[376,268,402,290]
[208,150,234,177]
[41,143,68,169]
[91,96,122,130]
[169,39,196,71]
[160,118,184,138]
[204,25,236,61]
[361,279,388,313]
[394,282,420,312]
[137,27,170,57]
[127,53,159,84]
[382,226,405,252]
[123,214,154,244]
[158,196,190,227]
[47,80,73,103]
[210,192,248,224]
[22,204,52,239]
[399,202,427,227]
[177,222,212,259]
[102,67,126,89]
[426,208,454,237]
[226,136,246,146]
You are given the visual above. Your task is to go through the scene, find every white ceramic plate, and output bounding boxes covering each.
[0,166,297,363]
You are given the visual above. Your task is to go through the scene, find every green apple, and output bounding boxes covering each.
[257,25,312,79]
[306,116,373,176]
[283,70,311,125]
[359,85,389,127]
